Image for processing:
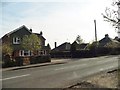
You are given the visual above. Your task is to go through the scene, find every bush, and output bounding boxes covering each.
[30,55,51,64]
[2,54,16,68]
[51,51,71,58]
[71,50,94,58]
[15,57,24,66]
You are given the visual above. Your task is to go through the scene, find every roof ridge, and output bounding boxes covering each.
[6,25,31,36]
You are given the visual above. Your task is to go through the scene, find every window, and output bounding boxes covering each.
[19,50,31,56]
[39,50,46,55]
[13,37,20,44]
[19,50,24,56]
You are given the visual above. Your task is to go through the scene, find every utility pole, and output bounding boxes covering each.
[94,20,97,42]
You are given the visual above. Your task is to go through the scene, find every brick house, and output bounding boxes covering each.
[1,25,51,58]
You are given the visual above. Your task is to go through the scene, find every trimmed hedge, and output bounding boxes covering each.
[30,55,51,64]
[15,57,24,66]
[71,50,94,58]
[51,51,71,58]
[2,54,16,68]
[51,47,120,58]
[2,55,51,68]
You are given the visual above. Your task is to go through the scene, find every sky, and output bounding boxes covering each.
[0,0,118,49]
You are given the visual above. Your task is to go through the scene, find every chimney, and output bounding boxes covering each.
[30,29,32,32]
[105,34,109,38]
[55,42,57,48]
[40,31,43,36]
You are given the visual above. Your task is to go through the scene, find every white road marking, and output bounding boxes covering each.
[55,68,65,70]
[0,74,30,81]
[99,66,116,71]
[55,64,87,71]
[73,72,78,78]
[97,59,117,64]
[110,66,114,68]
[99,68,104,71]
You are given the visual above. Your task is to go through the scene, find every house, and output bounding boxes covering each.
[1,25,51,58]
[71,41,88,51]
[114,36,120,42]
[98,34,120,48]
[51,42,71,52]
[51,41,88,58]
[96,34,120,55]
[51,42,71,58]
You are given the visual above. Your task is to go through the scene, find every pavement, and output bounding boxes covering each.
[2,55,119,88]
[1,59,68,71]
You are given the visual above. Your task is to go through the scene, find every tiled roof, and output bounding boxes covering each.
[99,34,120,47]
[52,42,71,52]
[33,33,46,40]
[40,46,50,50]
[52,42,88,52]
[76,43,88,50]
[1,25,46,41]
[6,25,32,36]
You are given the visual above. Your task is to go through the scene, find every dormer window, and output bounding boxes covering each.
[13,37,20,44]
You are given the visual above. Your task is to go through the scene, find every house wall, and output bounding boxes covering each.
[10,27,31,50]
[39,37,45,46]
[2,35,10,44]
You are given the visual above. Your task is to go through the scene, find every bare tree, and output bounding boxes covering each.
[102,0,120,29]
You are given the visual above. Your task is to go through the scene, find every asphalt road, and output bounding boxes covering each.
[2,55,119,88]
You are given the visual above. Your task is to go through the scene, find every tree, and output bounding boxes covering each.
[21,34,41,55]
[87,41,98,50]
[102,0,120,29]
[75,35,83,44]
[2,43,13,56]
[2,43,13,67]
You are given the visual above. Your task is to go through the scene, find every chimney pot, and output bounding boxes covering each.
[55,42,57,48]
[105,34,109,38]
[40,31,43,36]
[30,29,32,32]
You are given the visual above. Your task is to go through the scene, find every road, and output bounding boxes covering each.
[2,55,119,88]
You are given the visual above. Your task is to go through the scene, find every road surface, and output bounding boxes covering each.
[2,55,119,88]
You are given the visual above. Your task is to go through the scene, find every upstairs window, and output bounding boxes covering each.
[13,37,20,44]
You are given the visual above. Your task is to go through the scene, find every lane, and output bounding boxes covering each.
[2,55,119,88]
[2,55,118,78]
[2,55,118,80]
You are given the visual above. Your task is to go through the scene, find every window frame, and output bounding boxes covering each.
[19,50,31,56]
[13,37,21,44]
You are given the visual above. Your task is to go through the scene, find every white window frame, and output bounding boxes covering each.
[13,37,21,44]
[19,50,31,56]
[19,50,24,56]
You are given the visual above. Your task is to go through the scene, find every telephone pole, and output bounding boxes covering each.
[94,20,97,42]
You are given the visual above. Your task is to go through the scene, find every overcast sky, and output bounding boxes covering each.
[0,0,118,48]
